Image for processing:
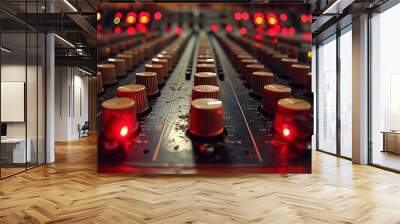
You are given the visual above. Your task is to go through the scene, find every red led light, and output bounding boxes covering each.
[279,13,287,22]
[210,24,219,32]
[234,12,242,21]
[225,24,233,32]
[242,12,249,20]
[125,12,136,24]
[288,27,296,36]
[139,12,150,24]
[307,15,312,23]
[136,23,147,33]
[301,14,308,23]
[154,11,162,20]
[239,27,247,35]
[114,26,121,34]
[97,24,102,32]
[115,12,122,19]
[127,26,136,35]
[175,26,182,34]
[282,128,291,137]
[120,125,129,137]
[253,13,265,25]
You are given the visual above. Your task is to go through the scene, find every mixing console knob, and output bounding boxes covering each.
[123,50,139,66]
[239,59,258,78]
[274,98,312,141]
[197,63,216,73]
[271,54,288,71]
[117,84,149,113]
[198,54,213,59]
[160,51,176,65]
[262,84,291,113]
[280,58,298,78]
[197,58,215,64]
[117,54,134,71]
[108,58,126,77]
[245,64,265,86]
[152,58,169,78]
[157,54,173,71]
[250,71,274,97]
[192,85,221,100]
[194,72,218,86]
[136,72,159,96]
[189,98,224,137]
[97,64,117,85]
[290,64,311,86]
[102,97,138,141]
[145,64,165,85]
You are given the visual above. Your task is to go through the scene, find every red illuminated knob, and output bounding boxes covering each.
[305,72,312,94]
[152,58,169,78]
[108,58,126,77]
[290,64,311,86]
[194,72,218,86]
[145,64,165,85]
[102,97,138,141]
[245,64,265,86]
[262,84,292,113]
[117,54,134,71]
[123,50,139,66]
[189,98,224,137]
[197,63,216,73]
[116,84,149,113]
[192,85,220,100]
[250,71,274,97]
[97,64,117,85]
[136,72,159,96]
[274,98,312,141]
[280,58,298,78]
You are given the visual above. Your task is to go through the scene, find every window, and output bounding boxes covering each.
[370,3,400,171]
[339,27,352,158]
[317,35,337,154]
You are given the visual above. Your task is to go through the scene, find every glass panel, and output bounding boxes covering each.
[317,36,337,154]
[371,4,400,171]
[1,32,28,177]
[339,28,352,158]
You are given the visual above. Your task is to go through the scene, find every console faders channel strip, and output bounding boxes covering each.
[98,31,312,174]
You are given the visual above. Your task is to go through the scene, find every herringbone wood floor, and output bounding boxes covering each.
[0,135,399,224]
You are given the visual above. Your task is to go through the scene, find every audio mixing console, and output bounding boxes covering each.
[97,30,312,174]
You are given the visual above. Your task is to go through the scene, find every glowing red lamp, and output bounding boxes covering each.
[175,26,182,35]
[239,27,247,35]
[139,12,150,24]
[234,12,242,21]
[242,12,249,20]
[154,11,162,20]
[279,13,287,22]
[126,12,136,24]
[210,24,219,32]
[115,12,123,19]
[114,26,122,34]
[253,13,265,25]
[225,24,233,32]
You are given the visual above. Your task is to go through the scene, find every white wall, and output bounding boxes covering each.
[54,67,89,141]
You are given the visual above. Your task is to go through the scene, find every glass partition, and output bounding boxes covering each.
[317,35,337,154]
[0,0,46,179]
